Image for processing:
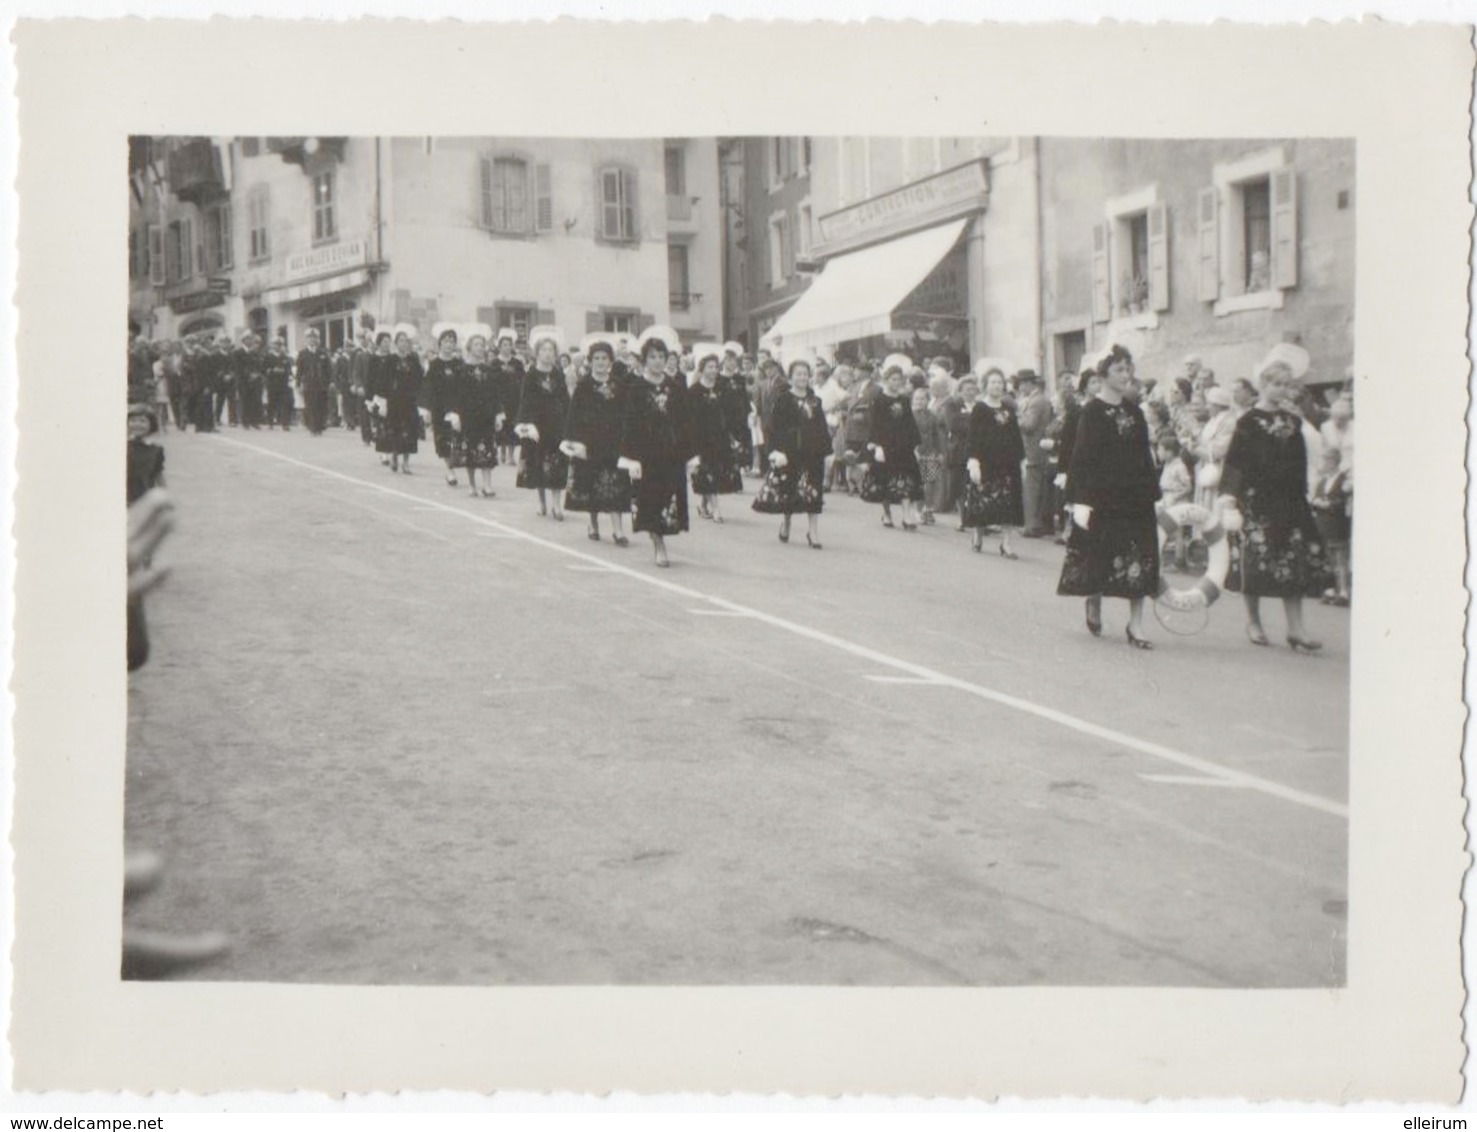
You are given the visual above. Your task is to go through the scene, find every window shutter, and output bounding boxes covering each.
[1090,222,1110,324]
[586,311,603,332]
[601,169,620,239]
[479,156,493,228]
[535,164,553,232]
[1196,187,1220,302]
[1147,203,1169,312]
[622,169,638,241]
[1270,168,1298,289]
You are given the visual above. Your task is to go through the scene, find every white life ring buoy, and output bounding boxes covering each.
[1155,500,1232,611]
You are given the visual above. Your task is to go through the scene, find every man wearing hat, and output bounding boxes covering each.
[264,333,295,430]
[1016,368,1055,538]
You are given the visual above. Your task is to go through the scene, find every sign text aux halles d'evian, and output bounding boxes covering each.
[285,237,369,284]
[818,161,990,247]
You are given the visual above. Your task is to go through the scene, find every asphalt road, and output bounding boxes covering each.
[124,422,1350,986]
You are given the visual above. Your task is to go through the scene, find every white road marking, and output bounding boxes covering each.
[1138,773,1246,789]
[862,674,949,686]
[688,608,754,617]
[214,435,1350,821]
[476,532,520,539]
[565,564,615,573]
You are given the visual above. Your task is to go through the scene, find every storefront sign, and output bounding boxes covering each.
[818,161,989,246]
[895,244,969,319]
[285,237,368,283]
[169,289,226,314]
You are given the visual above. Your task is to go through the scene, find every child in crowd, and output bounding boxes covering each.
[1311,446,1352,607]
[1157,435,1192,571]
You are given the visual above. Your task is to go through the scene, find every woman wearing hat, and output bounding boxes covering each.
[618,336,697,568]
[491,329,525,467]
[562,338,632,545]
[1217,345,1330,652]
[752,357,829,548]
[862,355,926,530]
[426,325,465,487]
[450,327,504,499]
[1057,345,1161,649]
[514,331,572,520]
[961,368,1025,558]
[687,350,743,522]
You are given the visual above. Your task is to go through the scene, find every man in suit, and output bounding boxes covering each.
[939,372,979,522]
[264,334,295,429]
[296,327,333,436]
[1016,368,1055,537]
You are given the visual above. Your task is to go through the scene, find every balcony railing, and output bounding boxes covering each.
[167,139,226,206]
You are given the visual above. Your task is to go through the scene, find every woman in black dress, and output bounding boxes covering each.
[862,355,925,530]
[562,339,632,546]
[366,329,393,463]
[752,358,829,548]
[514,332,571,520]
[450,327,504,499]
[618,336,697,568]
[1218,348,1330,652]
[961,368,1026,558]
[717,343,753,475]
[426,325,464,487]
[687,351,743,522]
[491,329,524,467]
[1057,345,1161,649]
[377,325,423,475]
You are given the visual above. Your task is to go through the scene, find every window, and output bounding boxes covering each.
[247,186,270,262]
[602,309,639,335]
[482,156,528,233]
[668,243,691,310]
[1241,178,1272,292]
[312,170,337,244]
[768,212,791,288]
[769,138,798,189]
[1204,149,1298,315]
[148,224,164,285]
[166,218,194,283]
[1094,186,1167,326]
[664,146,686,196]
[205,202,233,272]
[599,166,638,242]
[496,305,536,344]
[797,202,814,258]
[303,296,357,352]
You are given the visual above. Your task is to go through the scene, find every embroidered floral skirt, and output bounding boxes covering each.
[451,430,500,470]
[1226,490,1331,597]
[632,466,689,536]
[859,458,924,505]
[564,461,632,513]
[431,420,456,461]
[751,462,824,516]
[515,441,569,490]
[959,470,1023,528]
[690,456,744,496]
[1057,506,1161,598]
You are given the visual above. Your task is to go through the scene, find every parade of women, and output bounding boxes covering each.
[129,319,1353,651]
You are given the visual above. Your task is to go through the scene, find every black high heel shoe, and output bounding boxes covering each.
[1084,597,1103,637]
[1246,623,1270,647]
[1287,635,1323,654]
[806,533,822,550]
[778,519,791,544]
[1125,629,1153,651]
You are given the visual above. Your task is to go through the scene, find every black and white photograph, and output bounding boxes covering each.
[121,133,1356,988]
[11,15,1469,1104]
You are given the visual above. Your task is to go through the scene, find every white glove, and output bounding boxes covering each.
[515,423,541,443]
[444,411,462,432]
[495,412,507,429]
[769,451,789,469]
[373,396,388,416]
[872,445,886,464]
[559,440,588,461]
[617,456,643,481]
[1071,504,1093,530]
[1053,472,1067,490]
[967,457,982,486]
[686,456,703,473]
[364,399,375,413]
[418,407,432,426]
[1040,437,1056,452]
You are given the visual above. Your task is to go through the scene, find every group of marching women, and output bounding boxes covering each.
[353,322,1335,649]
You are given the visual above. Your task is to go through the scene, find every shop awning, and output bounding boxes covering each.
[263,267,371,306]
[760,219,967,355]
